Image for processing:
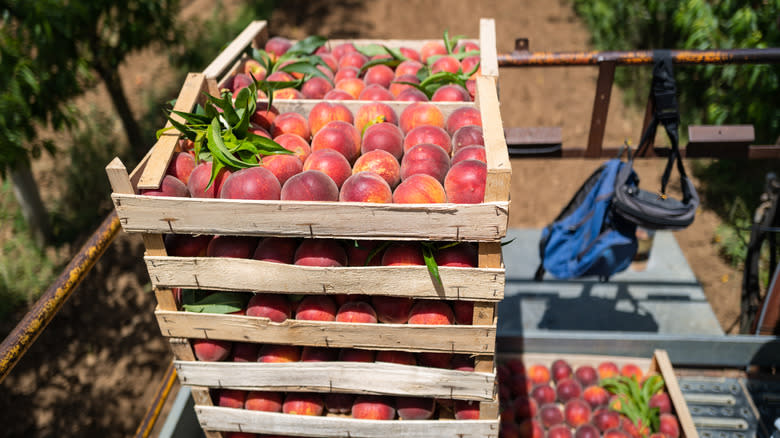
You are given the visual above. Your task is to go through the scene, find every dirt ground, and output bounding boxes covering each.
[0,0,741,436]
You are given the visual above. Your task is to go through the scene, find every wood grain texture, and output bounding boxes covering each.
[155,310,496,354]
[653,350,699,438]
[265,99,473,119]
[203,20,268,79]
[144,256,504,300]
[196,406,499,438]
[479,19,499,77]
[174,361,495,400]
[112,195,509,241]
[477,76,511,203]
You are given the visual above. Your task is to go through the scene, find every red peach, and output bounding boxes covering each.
[301,76,333,99]
[295,295,338,321]
[592,409,621,432]
[564,398,592,428]
[417,352,452,368]
[431,56,461,74]
[249,124,271,138]
[207,235,258,258]
[527,364,552,386]
[364,64,395,88]
[361,122,404,160]
[452,125,485,153]
[336,301,378,323]
[399,102,445,134]
[359,84,394,101]
[393,174,447,203]
[266,71,295,82]
[245,391,283,412]
[371,296,413,324]
[253,237,298,264]
[303,149,352,188]
[264,36,292,57]
[323,89,354,100]
[375,350,416,365]
[355,102,398,134]
[530,384,556,405]
[403,125,452,155]
[514,396,539,419]
[192,339,232,362]
[164,234,211,257]
[621,416,650,438]
[251,103,279,131]
[389,74,420,97]
[408,300,455,325]
[381,242,424,265]
[338,52,369,71]
[431,84,470,102]
[334,66,360,83]
[346,240,385,267]
[283,393,324,416]
[219,167,281,200]
[243,59,266,81]
[556,378,583,403]
[649,392,672,414]
[547,424,573,438]
[452,145,486,165]
[339,348,375,362]
[230,73,253,94]
[603,429,630,438]
[575,424,601,438]
[397,397,435,420]
[311,120,360,162]
[281,170,339,201]
[539,403,565,428]
[218,389,246,409]
[505,358,527,375]
[273,88,304,100]
[231,342,259,362]
[307,102,353,135]
[166,152,196,184]
[456,41,480,53]
[261,154,303,186]
[552,359,574,382]
[325,393,354,414]
[335,77,365,100]
[352,150,401,188]
[659,413,680,438]
[352,395,396,420]
[454,399,480,420]
[246,293,291,322]
[582,385,610,408]
[399,47,421,61]
[332,42,357,61]
[466,79,476,99]
[620,363,644,381]
[420,41,447,63]
[453,301,474,325]
[294,239,347,267]
[339,172,393,203]
[508,374,533,397]
[395,60,424,77]
[141,175,189,197]
[446,107,483,135]
[516,419,544,438]
[598,361,619,380]
[401,143,451,183]
[444,159,486,204]
[396,88,429,102]
[317,53,338,72]
[274,133,312,163]
[461,55,481,78]
[271,112,310,140]
[300,346,338,362]
[257,344,300,363]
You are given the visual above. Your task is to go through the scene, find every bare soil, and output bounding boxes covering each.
[0,0,740,436]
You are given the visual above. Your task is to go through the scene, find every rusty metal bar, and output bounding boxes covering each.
[135,361,178,438]
[586,61,616,157]
[498,48,780,67]
[505,141,780,160]
[0,211,121,383]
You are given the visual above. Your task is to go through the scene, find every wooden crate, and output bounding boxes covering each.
[498,350,699,438]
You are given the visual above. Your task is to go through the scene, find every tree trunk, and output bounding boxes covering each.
[10,163,50,247]
[94,61,147,160]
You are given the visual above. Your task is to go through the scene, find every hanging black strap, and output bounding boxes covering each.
[636,50,693,204]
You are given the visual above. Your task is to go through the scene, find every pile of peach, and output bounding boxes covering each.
[497,359,681,438]
[230,36,480,102]
[153,102,487,204]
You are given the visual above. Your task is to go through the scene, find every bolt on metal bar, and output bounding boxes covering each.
[498,48,780,67]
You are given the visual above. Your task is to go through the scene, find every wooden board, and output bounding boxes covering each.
[203,20,267,80]
[112,195,509,241]
[264,99,473,119]
[196,406,499,438]
[479,19,499,77]
[174,361,494,401]
[155,310,496,354]
[145,256,504,300]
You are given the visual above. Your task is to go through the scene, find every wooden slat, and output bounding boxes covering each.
[196,406,499,438]
[327,38,479,52]
[155,311,496,354]
[112,195,509,241]
[686,124,755,158]
[137,73,208,190]
[175,361,495,401]
[653,350,699,438]
[479,18,499,77]
[476,76,511,204]
[266,99,473,119]
[515,352,653,371]
[203,20,268,80]
[144,256,504,300]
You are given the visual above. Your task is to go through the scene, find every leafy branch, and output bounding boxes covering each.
[602,374,666,433]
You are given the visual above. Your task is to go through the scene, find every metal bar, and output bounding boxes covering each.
[0,211,121,383]
[506,144,780,159]
[586,61,616,157]
[135,361,178,438]
[498,48,780,67]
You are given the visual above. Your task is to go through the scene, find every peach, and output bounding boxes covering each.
[251,103,279,131]
[359,84,394,101]
[389,74,420,97]
[403,125,452,155]
[515,396,539,420]
[557,378,583,403]
[352,395,396,420]
[231,342,259,362]
[592,409,621,432]
[311,120,360,162]
[547,425,573,438]
[325,393,354,414]
[364,64,395,88]
[372,296,413,323]
[531,384,556,405]
[565,399,592,428]
[230,73,253,93]
[432,84,470,102]
[218,389,246,409]
[466,79,476,99]
[393,174,447,203]
[257,344,301,363]
[582,385,610,408]
[207,235,258,258]
[323,89,354,100]
[408,300,455,325]
[452,125,485,153]
[620,363,643,381]
[249,124,272,138]
[444,159,486,204]
[164,234,211,257]
[539,403,564,428]
[192,339,232,361]
[382,242,424,265]
[335,77,365,100]
[575,424,601,438]
[346,240,385,266]
[452,146,486,165]
[659,413,680,438]
[505,358,527,375]
[400,143,451,183]
[253,237,298,264]
[274,133,312,162]
[307,102,353,135]
[334,66,360,83]
[243,59,266,81]
[451,354,474,371]
[446,107,482,135]
[332,42,357,61]
[301,76,333,99]
[352,150,401,188]
[399,47,421,61]
[396,397,435,420]
[264,36,292,58]
[273,88,304,100]
[261,154,303,186]
[527,364,552,386]
[509,374,534,397]
[399,102,445,134]
[375,350,416,365]
[303,149,352,188]
[431,55,461,74]
[340,172,393,203]
[283,393,324,416]
[336,301,378,323]
[266,71,295,82]
[318,53,338,71]
[294,239,347,267]
[598,361,619,380]
[453,300,474,325]
[361,122,404,160]
[649,392,672,414]
[247,293,291,322]
[552,359,574,382]
[417,352,452,368]
[295,295,338,321]
[281,169,339,201]
[219,167,281,200]
[603,428,630,438]
[420,41,447,63]
[622,416,650,438]
[461,55,481,78]
[338,52,369,71]
[339,348,375,362]
[245,391,283,412]
[516,419,544,438]
[141,174,189,197]
[300,346,338,362]
[271,112,310,140]
[396,88,429,102]
[355,102,398,133]
[166,152,196,184]
[456,41,480,53]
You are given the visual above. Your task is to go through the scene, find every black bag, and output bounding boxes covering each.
[613,51,700,230]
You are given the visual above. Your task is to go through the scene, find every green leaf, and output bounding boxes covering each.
[246,133,295,156]
[182,292,248,314]
[257,79,304,109]
[501,238,517,247]
[287,35,328,55]
[359,57,403,75]
[421,243,442,287]
[355,43,389,58]
[279,60,334,85]
[207,118,253,169]
[171,109,212,125]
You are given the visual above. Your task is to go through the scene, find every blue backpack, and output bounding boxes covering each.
[534,158,638,281]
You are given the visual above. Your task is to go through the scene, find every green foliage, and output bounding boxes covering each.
[572,0,780,144]
[602,374,666,433]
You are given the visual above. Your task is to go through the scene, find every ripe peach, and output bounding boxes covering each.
[352,395,396,420]
[527,364,552,386]
[261,154,303,186]
[389,74,420,97]
[408,300,455,325]
[456,40,480,53]
[332,42,357,61]
[339,348,375,362]
[246,293,291,322]
[231,342,259,362]
[395,60,424,77]
[283,393,324,416]
[431,84,470,102]
[311,120,360,162]
[575,424,601,438]
[453,301,474,325]
[359,84,394,101]
[294,239,347,267]
[300,346,338,362]
[207,235,258,258]
[164,234,211,257]
[621,416,650,438]
[417,352,452,368]
[431,56,461,74]
[339,172,393,203]
[266,71,295,82]
[336,301,378,323]
[592,409,621,432]
[257,344,301,363]
[274,133,312,163]
[453,399,480,420]
[230,73,253,94]
[346,240,385,266]
[420,41,447,63]
[582,385,610,408]
[403,125,452,154]
[547,424,573,438]
[317,53,338,72]
[301,76,333,99]
[375,350,416,365]
[338,51,369,71]
[264,36,292,58]
[249,124,272,138]
[434,242,478,268]
[397,397,435,420]
[649,392,672,414]
[446,107,483,135]
[452,125,485,154]
[556,378,583,403]
[295,295,338,321]
[253,237,298,264]
[603,428,630,438]
[381,242,424,265]
[219,167,281,200]
[273,87,304,100]
[192,339,232,361]
[308,102,353,135]
[620,363,643,381]
[271,112,310,140]
[514,396,538,419]
[303,149,352,188]
[364,64,395,88]
[243,59,266,81]
[530,384,556,405]
[141,175,189,197]
[371,296,413,324]
[452,145,486,165]
[574,366,598,386]
[361,122,404,160]
[598,361,619,380]
[552,359,574,382]
[399,102,445,134]
[333,66,360,83]
[444,159,486,204]
[352,150,401,188]
[539,403,565,428]
[461,55,481,78]
[396,88,429,102]
[218,389,246,409]
[335,77,365,100]
[451,354,474,371]
[399,47,421,62]
[355,102,398,134]
[325,393,354,414]
[564,398,592,428]
[509,374,534,398]
[323,89,354,100]
[393,174,447,203]
[401,143,451,183]
[659,413,680,438]
[281,170,339,201]
[517,419,544,438]
[251,103,279,131]
[166,152,196,184]
[245,391,283,412]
